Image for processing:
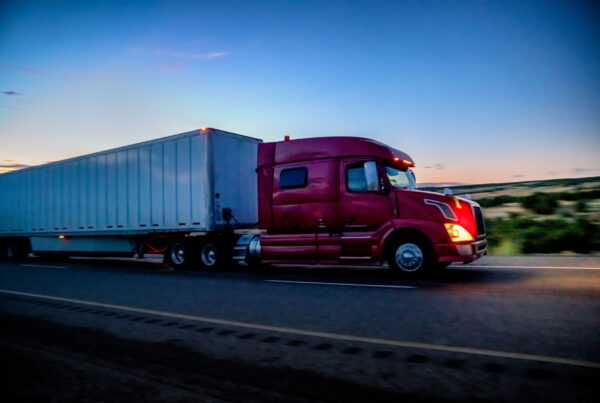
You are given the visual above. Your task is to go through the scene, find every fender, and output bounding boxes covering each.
[377,218,450,262]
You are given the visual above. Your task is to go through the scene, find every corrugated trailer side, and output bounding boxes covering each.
[0,128,261,268]
[0,129,260,236]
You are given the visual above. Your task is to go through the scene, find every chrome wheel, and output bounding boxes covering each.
[170,243,186,265]
[394,243,424,272]
[200,243,217,267]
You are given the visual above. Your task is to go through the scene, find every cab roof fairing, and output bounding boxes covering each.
[257,136,414,167]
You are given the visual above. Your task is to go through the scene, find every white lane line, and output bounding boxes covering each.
[265,280,415,289]
[463,265,600,271]
[1,288,599,369]
[20,264,66,269]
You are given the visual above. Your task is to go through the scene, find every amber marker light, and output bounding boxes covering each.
[58,235,65,239]
[393,157,415,167]
[200,127,208,131]
[444,223,473,242]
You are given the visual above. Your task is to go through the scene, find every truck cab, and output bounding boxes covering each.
[251,136,486,275]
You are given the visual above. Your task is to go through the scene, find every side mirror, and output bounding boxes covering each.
[409,169,416,189]
[364,161,380,191]
[379,176,391,194]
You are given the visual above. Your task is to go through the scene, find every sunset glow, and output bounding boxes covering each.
[1,1,598,185]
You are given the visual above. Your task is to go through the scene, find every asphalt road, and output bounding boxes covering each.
[1,255,599,402]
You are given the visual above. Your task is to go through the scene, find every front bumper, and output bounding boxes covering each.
[435,239,487,263]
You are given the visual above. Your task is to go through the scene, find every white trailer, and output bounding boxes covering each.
[0,128,261,268]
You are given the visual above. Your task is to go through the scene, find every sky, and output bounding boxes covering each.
[0,0,599,184]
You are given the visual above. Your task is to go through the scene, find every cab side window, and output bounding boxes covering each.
[280,167,307,189]
[346,161,380,192]
[347,164,367,192]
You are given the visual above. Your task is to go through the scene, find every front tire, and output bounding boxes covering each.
[388,237,432,277]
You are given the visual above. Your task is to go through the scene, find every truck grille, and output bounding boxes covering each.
[473,206,486,236]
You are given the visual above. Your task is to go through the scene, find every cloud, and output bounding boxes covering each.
[1,90,23,110]
[572,168,600,174]
[134,48,229,61]
[545,171,559,176]
[162,50,228,60]
[204,51,228,60]
[0,62,45,76]
[423,163,445,170]
[131,48,229,72]
[0,162,30,173]
[0,162,29,169]
[159,63,185,72]
[511,174,525,178]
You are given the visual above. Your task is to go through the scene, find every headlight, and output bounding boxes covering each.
[444,223,473,242]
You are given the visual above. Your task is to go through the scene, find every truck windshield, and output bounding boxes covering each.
[385,166,416,189]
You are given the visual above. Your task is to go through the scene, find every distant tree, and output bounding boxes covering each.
[575,199,587,213]
[521,192,558,215]
[477,195,518,208]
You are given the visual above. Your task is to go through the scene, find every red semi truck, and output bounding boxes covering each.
[0,128,486,276]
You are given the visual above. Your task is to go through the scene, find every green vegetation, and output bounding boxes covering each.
[520,192,558,214]
[424,176,600,254]
[477,195,519,208]
[476,189,600,213]
[486,216,600,254]
[575,199,588,213]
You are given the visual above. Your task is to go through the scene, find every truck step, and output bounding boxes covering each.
[232,246,247,260]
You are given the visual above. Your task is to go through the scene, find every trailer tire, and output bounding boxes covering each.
[166,239,191,269]
[5,239,30,261]
[198,239,227,271]
[387,236,432,277]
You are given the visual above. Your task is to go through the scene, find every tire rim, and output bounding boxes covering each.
[394,243,424,272]
[200,243,217,266]
[170,243,186,265]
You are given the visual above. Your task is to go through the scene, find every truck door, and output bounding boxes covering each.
[335,159,394,260]
[262,160,340,263]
